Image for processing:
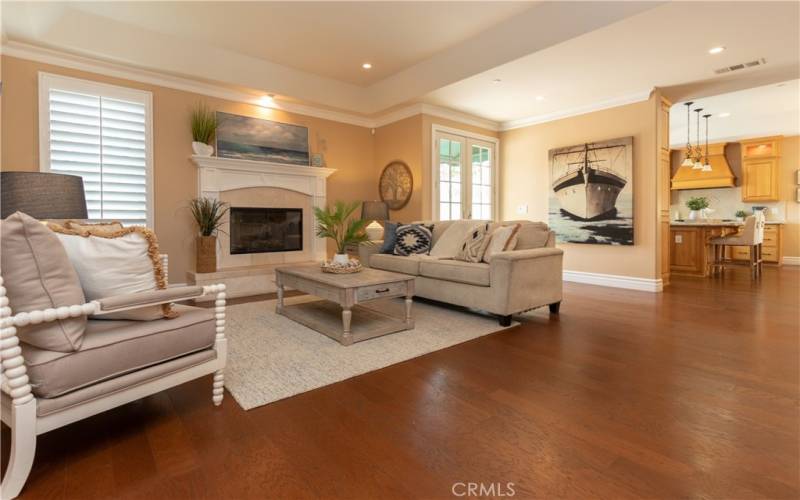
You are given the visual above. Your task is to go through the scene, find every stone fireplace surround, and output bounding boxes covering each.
[188,155,336,299]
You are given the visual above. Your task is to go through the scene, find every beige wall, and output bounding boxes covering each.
[1,55,377,281]
[499,98,659,280]
[781,135,799,258]
[372,114,499,223]
[372,115,424,223]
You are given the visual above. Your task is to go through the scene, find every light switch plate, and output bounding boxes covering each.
[516,204,528,214]
[675,234,683,243]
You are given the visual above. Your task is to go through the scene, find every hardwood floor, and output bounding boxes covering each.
[3,267,799,499]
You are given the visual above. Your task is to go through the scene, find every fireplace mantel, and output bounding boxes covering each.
[191,155,337,263]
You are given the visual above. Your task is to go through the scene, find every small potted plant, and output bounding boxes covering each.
[686,196,709,220]
[191,103,217,156]
[735,209,748,222]
[190,197,228,273]
[313,201,369,266]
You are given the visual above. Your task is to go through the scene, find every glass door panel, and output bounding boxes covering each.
[470,143,493,220]
[435,131,496,221]
[438,136,462,221]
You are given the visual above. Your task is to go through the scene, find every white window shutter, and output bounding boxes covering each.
[42,74,152,227]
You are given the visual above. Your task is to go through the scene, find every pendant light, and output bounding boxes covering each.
[680,102,695,167]
[692,108,704,169]
[701,114,713,172]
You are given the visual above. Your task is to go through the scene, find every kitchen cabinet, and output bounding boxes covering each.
[741,137,781,202]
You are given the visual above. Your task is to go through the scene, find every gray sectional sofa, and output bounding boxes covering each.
[359,220,563,325]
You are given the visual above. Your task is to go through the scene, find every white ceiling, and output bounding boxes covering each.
[2,1,798,127]
[424,1,800,124]
[61,1,535,86]
[669,79,800,148]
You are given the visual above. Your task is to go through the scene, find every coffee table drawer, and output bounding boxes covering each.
[356,281,406,302]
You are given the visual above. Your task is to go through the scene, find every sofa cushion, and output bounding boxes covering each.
[393,224,433,256]
[515,222,551,250]
[1,211,87,352]
[419,259,490,287]
[484,224,521,262]
[455,222,493,263]
[23,304,215,398]
[430,220,488,258]
[370,254,423,275]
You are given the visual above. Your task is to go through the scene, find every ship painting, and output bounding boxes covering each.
[548,137,633,245]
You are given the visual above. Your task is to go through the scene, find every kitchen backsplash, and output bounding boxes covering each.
[670,187,787,221]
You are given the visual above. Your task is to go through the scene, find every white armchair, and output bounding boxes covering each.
[0,271,227,499]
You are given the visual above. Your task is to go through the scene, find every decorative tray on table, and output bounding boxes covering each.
[321,259,363,274]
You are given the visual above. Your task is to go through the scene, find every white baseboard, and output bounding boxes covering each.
[563,270,663,292]
[783,256,800,266]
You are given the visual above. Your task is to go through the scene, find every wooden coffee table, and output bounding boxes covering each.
[274,264,415,346]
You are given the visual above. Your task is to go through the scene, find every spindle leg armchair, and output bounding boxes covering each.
[0,279,227,499]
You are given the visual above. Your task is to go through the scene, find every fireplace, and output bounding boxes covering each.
[229,207,303,254]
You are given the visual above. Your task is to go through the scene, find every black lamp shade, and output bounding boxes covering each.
[1,172,88,220]
[361,201,389,222]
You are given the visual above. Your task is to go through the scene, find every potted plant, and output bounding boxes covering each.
[686,196,709,220]
[313,201,370,265]
[191,103,217,156]
[735,209,748,222]
[190,197,228,273]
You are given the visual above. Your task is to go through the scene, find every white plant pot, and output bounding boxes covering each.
[736,217,744,222]
[192,141,214,156]
[332,253,350,265]
[688,210,699,220]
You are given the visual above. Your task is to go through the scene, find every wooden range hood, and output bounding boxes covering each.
[671,142,736,190]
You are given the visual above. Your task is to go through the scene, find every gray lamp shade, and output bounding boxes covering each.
[361,201,389,222]
[1,171,88,220]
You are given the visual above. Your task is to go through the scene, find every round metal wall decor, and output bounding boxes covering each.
[379,160,413,210]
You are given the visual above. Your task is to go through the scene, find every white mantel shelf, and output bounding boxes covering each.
[190,155,336,178]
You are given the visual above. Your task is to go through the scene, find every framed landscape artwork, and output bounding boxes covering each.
[215,112,310,166]
[548,136,634,245]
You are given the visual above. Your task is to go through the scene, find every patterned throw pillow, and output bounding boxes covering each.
[455,223,492,263]
[393,224,433,256]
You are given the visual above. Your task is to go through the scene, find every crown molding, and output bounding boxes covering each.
[2,41,502,132]
[500,89,654,131]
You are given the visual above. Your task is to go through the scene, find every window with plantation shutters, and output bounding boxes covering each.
[39,73,153,227]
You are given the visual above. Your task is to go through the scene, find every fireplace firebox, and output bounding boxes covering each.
[229,207,302,254]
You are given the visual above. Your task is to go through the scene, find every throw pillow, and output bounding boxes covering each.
[379,221,401,254]
[65,220,124,234]
[393,224,433,256]
[429,220,486,259]
[455,222,493,263]
[0,212,87,352]
[483,223,521,263]
[48,223,175,320]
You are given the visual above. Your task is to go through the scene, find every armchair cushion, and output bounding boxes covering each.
[23,305,215,398]
[0,211,87,352]
[48,223,174,320]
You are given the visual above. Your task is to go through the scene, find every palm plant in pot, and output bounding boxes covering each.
[686,196,709,220]
[313,201,370,265]
[190,197,228,273]
[191,103,217,156]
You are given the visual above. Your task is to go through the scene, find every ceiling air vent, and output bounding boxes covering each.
[714,58,766,75]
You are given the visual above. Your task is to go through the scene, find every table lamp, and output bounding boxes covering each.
[361,201,389,241]
[1,171,88,219]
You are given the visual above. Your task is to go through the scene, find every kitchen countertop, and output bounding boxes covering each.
[670,220,784,226]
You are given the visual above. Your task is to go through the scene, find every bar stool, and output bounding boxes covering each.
[709,212,765,278]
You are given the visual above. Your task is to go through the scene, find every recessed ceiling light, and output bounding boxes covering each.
[718,112,731,118]
[535,96,545,101]
[259,94,274,107]
[708,46,726,55]
[362,63,372,69]
[492,78,502,84]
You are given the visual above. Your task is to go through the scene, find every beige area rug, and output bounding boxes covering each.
[223,296,516,410]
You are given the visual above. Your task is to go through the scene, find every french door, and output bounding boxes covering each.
[434,128,498,221]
